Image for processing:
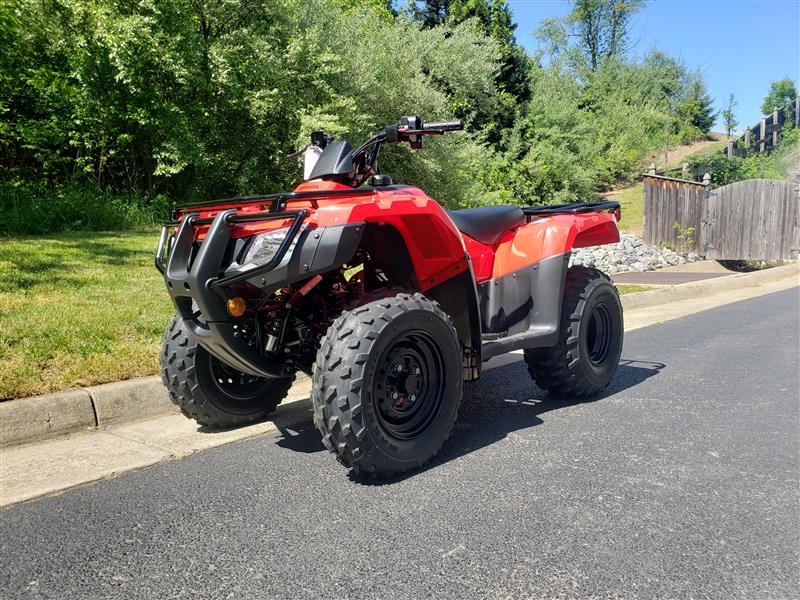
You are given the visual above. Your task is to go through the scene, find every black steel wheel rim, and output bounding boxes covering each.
[208,356,269,401]
[586,302,612,365]
[372,330,446,440]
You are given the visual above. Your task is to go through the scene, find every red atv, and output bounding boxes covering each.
[156,117,623,474]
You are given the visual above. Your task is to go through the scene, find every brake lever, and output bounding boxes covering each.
[286,145,307,160]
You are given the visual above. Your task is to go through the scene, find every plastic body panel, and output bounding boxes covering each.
[458,211,620,361]
[175,184,470,293]
[162,215,365,378]
[479,253,570,359]
[461,212,620,284]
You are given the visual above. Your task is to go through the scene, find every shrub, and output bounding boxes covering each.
[0,180,172,234]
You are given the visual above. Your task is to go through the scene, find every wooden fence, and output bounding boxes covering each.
[643,174,800,261]
[727,96,800,158]
[643,174,708,254]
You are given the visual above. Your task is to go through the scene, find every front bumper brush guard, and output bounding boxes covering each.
[155,208,307,378]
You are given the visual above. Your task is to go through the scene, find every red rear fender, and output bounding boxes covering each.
[465,212,619,282]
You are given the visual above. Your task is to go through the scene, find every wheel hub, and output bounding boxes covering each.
[373,331,445,440]
[386,359,423,410]
[208,356,268,401]
[586,302,612,365]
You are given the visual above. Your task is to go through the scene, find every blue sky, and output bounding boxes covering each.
[507,0,800,133]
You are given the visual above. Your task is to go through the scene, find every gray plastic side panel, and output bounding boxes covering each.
[243,222,365,295]
[480,252,570,360]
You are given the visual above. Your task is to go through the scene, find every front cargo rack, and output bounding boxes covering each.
[154,208,308,283]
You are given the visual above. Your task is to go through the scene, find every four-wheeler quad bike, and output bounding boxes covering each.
[156,116,624,475]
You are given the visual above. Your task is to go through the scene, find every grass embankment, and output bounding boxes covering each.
[615,284,652,294]
[0,231,172,399]
[0,232,648,399]
[609,183,644,234]
[606,136,730,234]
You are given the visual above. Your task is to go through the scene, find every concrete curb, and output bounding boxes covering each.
[620,263,799,310]
[0,390,96,447]
[89,377,177,428]
[1,263,796,449]
[0,373,313,449]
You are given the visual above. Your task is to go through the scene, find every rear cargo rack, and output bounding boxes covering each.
[522,201,620,216]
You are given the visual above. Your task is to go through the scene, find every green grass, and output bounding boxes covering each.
[0,231,172,399]
[615,284,652,295]
[610,182,644,233]
[609,139,730,234]
[681,141,727,165]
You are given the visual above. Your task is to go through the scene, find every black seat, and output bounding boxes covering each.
[447,205,525,245]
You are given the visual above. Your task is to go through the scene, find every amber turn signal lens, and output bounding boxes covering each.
[226,297,247,317]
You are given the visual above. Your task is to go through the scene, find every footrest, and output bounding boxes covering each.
[481,331,508,341]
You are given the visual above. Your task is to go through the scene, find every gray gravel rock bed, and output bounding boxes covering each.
[570,234,702,274]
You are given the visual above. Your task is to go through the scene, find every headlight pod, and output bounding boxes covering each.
[241,225,303,268]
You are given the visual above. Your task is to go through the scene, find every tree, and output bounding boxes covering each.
[536,0,643,71]
[409,0,450,27]
[722,93,737,138]
[760,77,798,115]
[1,0,497,208]
[410,0,530,148]
[334,0,396,16]
[447,0,530,103]
[677,76,716,137]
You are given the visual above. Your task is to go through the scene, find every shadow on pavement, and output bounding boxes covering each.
[269,357,666,483]
[274,419,327,453]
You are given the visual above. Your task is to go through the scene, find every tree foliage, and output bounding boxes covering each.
[761,78,798,115]
[1,0,496,212]
[536,0,643,72]
[722,94,737,138]
[410,0,530,147]
[676,75,716,142]
[1,0,720,233]
[408,0,449,27]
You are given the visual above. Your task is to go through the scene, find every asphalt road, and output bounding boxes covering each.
[2,289,799,599]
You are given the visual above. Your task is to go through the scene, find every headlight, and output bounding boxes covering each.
[241,226,302,268]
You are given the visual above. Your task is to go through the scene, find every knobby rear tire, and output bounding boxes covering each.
[524,266,623,398]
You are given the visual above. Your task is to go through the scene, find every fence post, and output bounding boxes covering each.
[727,140,734,158]
[648,162,656,175]
[702,172,711,186]
[682,162,689,177]
[760,117,767,152]
[744,126,751,150]
[773,108,780,148]
[795,96,799,128]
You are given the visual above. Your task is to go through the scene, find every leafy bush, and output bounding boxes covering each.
[478,51,708,204]
[0,180,172,234]
[688,128,800,186]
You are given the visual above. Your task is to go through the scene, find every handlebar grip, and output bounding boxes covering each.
[422,119,464,132]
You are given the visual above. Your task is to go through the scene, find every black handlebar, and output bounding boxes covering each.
[348,116,463,185]
[422,120,464,132]
[384,116,464,148]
